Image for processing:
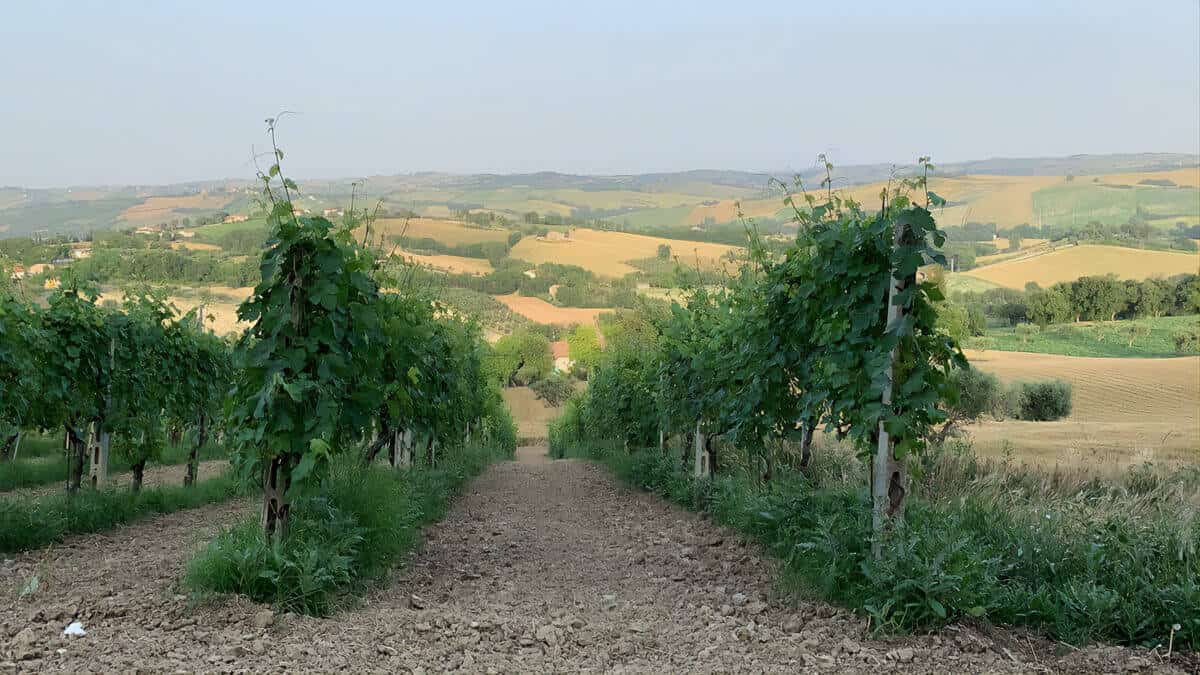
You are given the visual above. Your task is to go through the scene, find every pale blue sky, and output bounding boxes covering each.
[1,0,1197,186]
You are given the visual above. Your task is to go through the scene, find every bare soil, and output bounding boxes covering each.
[0,447,1189,673]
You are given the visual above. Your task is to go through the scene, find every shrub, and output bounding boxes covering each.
[1014,322,1041,344]
[530,374,575,407]
[1173,328,1200,355]
[1013,380,1073,421]
[948,367,1001,422]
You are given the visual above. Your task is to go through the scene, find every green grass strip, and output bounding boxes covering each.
[564,441,1200,652]
[187,443,511,616]
[0,471,249,554]
[0,443,226,493]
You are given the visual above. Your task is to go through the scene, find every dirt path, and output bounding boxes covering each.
[0,447,1185,672]
[2,459,228,500]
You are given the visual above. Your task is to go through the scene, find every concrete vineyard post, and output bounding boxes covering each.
[693,420,709,478]
[400,428,413,468]
[89,428,110,489]
[871,218,911,560]
[390,429,403,469]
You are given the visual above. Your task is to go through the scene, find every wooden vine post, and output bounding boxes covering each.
[871,215,913,559]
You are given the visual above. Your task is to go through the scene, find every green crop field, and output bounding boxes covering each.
[0,198,141,237]
[1030,182,1200,229]
[966,315,1200,358]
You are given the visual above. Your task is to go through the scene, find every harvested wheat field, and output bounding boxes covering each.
[371,217,509,246]
[394,250,494,275]
[119,193,232,225]
[964,349,1199,471]
[963,244,1199,289]
[493,293,608,326]
[509,228,739,277]
[1100,167,1200,188]
[502,386,577,439]
[169,240,222,252]
[95,289,249,337]
[685,198,782,225]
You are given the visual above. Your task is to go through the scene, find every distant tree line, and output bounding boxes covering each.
[953,273,1199,328]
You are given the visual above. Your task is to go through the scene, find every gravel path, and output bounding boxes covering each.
[0,447,1188,673]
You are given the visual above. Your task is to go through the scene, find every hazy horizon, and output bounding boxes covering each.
[2,0,1198,188]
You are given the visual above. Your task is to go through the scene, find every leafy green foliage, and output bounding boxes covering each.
[485,328,551,386]
[569,441,1200,651]
[1011,380,1073,421]
[187,445,505,615]
[530,374,575,407]
[0,472,246,554]
[566,324,602,375]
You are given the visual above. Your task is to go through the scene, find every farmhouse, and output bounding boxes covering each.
[69,244,92,259]
[8,265,25,279]
[550,341,573,373]
[523,270,537,279]
[222,214,249,224]
[27,263,52,275]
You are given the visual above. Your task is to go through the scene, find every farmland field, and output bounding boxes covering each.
[119,193,233,225]
[1030,181,1200,229]
[508,227,739,277]
[963,349,1199,470]
[967,315,1200,358]
[502,386,571,439]
[370,217,509,245]
[97,286,252,336]
[493,293,609,325]
[395,249,493,275]
[962,244,1199,288]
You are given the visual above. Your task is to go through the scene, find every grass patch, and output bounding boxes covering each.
[561,440,1200,652]
[967,315,1200,358]
[186,443,509,616]
[0,471,248,554]
[0,442,227,493]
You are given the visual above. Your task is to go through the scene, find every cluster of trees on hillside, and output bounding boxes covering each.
[391,233,518,264]
[950,274,1199,330]
[69,247,259,287]
[1003,211,1199,252]
[407,259,642,310]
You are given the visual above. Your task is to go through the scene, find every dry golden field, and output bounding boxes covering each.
[394,250,494,275]
[170,240,222,252]
[370,217,509,245]
[96,286,251,336]
[962,244,1199,289]
[119,193,232,225]
[502,386,573,439]
[963,349,1199,471]
[493,293,609,326]
[508,227,740,277]
[685,198,782,225]
[1099,167,1200,188]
